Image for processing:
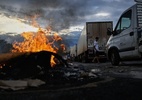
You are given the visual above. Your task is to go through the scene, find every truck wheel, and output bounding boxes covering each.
[110,50,120,65]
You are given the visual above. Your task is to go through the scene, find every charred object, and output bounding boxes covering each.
[0,51,68,80]
[0,51,101,84]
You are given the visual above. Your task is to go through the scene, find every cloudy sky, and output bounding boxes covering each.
[0,0,136,46]
[0,0,135,30]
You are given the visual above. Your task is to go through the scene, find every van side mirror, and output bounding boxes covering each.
[107,28,112,35]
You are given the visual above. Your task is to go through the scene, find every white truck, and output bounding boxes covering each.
[70,21,113,62]
[106,0,142,65]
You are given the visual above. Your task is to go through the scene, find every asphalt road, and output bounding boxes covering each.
[72,61,142,79]
[0,61,142,100]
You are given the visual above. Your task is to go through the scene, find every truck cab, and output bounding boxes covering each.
[106,0,142,65]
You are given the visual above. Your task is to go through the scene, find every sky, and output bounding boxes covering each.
[0,0,136,46]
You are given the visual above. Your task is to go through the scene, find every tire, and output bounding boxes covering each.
[110,50,120,65]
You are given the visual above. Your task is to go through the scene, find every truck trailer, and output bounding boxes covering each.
[106,0,142,65]
[70,21,113,62]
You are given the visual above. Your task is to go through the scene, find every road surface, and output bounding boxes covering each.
[72,61,142,79]
[1,61,142,100]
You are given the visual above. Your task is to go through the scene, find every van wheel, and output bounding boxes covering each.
[110,50,120,65]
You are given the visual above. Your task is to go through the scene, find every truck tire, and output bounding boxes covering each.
[110,50,120,65]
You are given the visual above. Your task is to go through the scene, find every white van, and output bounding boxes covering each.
[106,0,142,65]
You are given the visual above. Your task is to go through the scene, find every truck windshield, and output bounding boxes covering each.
[121,10,131,30]
[115,10,132,34]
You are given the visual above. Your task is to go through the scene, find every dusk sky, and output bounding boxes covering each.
[0,0,136,46]
[0,0,135,30]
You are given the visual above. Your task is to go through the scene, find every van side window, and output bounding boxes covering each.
[115,10,132,34]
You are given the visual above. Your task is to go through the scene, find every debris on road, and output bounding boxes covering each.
[0,51,102,90]
[0,79,45,90]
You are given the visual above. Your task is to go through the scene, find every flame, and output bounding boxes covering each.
[12,18,65,67]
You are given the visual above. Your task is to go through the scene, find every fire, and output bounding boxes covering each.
[12,28,57,53]
[12,18,65,67]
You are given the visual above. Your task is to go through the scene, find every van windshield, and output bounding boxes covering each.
[115,10,132,34]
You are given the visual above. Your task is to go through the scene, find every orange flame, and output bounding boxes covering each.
[12,19,65,67]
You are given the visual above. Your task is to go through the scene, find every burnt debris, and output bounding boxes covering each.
[0,51,100,84]
[0,51,68,80]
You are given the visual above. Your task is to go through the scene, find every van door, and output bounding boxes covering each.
[114,9,135,59]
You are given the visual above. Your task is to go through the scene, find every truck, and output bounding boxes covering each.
[70,21,113,62]
[106,0,142,65]
[70,44,77,56]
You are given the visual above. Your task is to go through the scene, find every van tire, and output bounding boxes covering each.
[110,50,120,65]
